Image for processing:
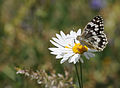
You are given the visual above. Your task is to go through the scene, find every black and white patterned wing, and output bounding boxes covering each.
[81,15,108,51]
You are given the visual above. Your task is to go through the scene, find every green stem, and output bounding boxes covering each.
[79,60,83,88]
[75,64,81,88]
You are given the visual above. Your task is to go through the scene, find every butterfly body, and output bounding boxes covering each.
[77,15,108,51]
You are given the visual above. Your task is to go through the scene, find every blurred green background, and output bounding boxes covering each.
[0,0,120,88]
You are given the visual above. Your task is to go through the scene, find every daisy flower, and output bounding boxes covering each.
[49,29,96,64]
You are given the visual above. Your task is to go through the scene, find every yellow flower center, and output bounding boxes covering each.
[72,43,88,54]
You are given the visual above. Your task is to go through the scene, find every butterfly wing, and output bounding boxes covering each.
[80,15,108,51]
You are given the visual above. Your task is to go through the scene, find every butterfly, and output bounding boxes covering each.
[77,15,108,51]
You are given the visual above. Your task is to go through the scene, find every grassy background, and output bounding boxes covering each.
[0,0,120,88]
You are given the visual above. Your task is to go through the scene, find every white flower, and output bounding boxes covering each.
[49,29,96,64]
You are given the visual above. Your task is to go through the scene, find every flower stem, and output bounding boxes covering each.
[79,60,83,88]
[75,64,81,88]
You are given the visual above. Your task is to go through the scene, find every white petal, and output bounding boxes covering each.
[49,48,71,52]
[50,40,63,48]
[84,52,90,60]
[77,29,81,36]
[56,34,62,40]
[50,51,60,55]
[88,48,97,52]
[70,39,75,47]
[75,39,80,44]
[60,53,74,64]
[52,37,61,45]
[66,35,74,39]
[56,55,63,59]
[66,34,70,37]
[60,57,69,64]
[60,31,66,39]
[72,32,76,37]
[79,57,84,63]
[70,30,75,37]
[70,30,74,35]
[68,54,79,64]
[65,39,73,46]
[87,52,95,58]
[52,36,70,47]
[63,50,73,54]
[48,48,61,52]
[63,53,74,58]
[74,54,80,64]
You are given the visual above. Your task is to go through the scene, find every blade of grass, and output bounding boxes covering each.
[75,64,81,88]
[79,60,83,88]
